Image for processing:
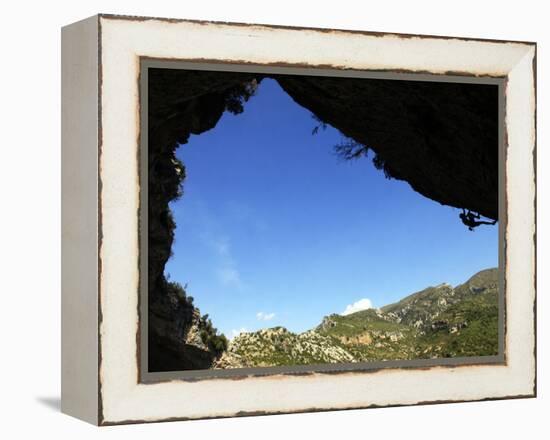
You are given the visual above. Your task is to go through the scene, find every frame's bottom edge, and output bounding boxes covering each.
[99,392,536,426]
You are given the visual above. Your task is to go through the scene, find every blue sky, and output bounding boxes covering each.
[165,78,498,338]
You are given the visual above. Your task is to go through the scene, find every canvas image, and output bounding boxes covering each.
[144,66,501,374]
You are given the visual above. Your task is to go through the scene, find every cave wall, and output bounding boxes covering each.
[148,69,258,302]
[148,69,258,370]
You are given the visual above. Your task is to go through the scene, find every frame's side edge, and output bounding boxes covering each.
[526,45,537,397]
[531,44,537,398]
[61,15,101,425]
[503,44,537,398]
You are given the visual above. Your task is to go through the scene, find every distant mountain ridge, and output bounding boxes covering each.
[215,268,499,369]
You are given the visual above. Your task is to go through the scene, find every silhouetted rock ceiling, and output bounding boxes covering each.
[150,69,498,222]
[276,75,499,220]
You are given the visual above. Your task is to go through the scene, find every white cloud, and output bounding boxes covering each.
[230,328,248,340]
[342,298,373,316]
[207,237,245,289]
[256,311,275,321]
[206,236,231,260]
[218,267,242,287]
[215,240,229,257]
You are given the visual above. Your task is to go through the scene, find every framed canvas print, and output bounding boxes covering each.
[61,14,537,425]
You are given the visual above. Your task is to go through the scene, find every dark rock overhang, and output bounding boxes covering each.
[149,68,499,220]
[275,74,499,220]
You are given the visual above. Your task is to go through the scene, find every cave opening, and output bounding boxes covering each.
[146,67,500,373]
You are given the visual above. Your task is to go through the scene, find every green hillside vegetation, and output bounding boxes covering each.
[224,327,355,367]
[416,290,499,358]
[215,268,500,369]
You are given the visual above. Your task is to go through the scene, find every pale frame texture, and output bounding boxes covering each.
[93,15,536,424]
[61,16,99,425]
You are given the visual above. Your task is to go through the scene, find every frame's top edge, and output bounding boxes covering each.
[140,58,507,85]
[61,14,100,32]
[97,13,537,47]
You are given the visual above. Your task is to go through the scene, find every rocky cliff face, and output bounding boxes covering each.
[148,282,219,372]
[215,268,499,369]
[215,327,355,368]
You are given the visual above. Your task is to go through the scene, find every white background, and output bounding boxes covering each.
[0,0,546,437]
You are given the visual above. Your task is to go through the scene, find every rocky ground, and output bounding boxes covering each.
[214,268,499,369]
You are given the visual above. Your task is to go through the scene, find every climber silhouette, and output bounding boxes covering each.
[459,209,497,231]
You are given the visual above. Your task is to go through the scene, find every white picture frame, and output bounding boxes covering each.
[61,14,536,425]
